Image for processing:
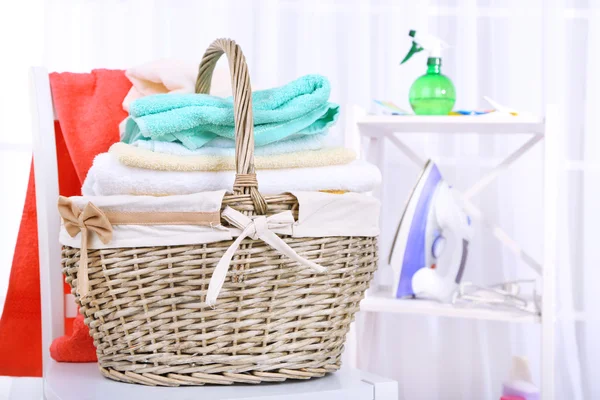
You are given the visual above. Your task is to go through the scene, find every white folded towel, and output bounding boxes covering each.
[82,153,381,196]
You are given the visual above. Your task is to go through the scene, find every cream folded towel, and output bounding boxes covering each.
[82,153,381,196]
[122,60,232,111]
[109,142,355,172]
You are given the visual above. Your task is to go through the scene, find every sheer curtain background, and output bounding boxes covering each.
[0,0,597,398]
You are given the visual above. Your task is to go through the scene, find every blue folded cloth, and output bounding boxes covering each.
[122,74,339,150]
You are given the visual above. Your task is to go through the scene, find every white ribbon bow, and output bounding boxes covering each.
[206,206,327,307]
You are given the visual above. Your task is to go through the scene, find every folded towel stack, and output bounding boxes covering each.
[82,60,381,196]
[122,74,339,149]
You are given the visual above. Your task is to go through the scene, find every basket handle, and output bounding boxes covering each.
[195,38,268,214]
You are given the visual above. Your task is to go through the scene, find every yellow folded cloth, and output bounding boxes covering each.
[109,142,356,172]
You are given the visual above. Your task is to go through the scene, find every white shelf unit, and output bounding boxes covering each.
[345,107,558,400]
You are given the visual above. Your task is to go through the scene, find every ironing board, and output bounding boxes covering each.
[29,67,398,400]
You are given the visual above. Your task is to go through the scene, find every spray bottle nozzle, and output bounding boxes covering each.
[400,30,447,65]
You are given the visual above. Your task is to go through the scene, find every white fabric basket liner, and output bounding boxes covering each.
[59,190,380,249]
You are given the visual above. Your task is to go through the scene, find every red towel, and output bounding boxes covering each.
[0,69,131,376]
[50,313,97,363]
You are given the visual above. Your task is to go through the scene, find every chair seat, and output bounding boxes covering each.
[43,360,397,400]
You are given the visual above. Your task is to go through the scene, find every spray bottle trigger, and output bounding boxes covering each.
[401,42,424,64]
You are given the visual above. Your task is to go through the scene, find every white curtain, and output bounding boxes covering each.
[1,0,597,398]
[0,0,44,311]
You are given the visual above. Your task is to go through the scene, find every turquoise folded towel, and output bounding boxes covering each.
[122,74,340,150]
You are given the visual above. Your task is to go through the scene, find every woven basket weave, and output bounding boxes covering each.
[62,38,378,386]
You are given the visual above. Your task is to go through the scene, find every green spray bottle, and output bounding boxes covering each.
[401,30,456,115]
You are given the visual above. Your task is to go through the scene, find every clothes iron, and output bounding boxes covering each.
[389,160,472,301]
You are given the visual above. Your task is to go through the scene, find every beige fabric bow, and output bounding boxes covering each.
[206,206,326,307]
[58,196,113,298]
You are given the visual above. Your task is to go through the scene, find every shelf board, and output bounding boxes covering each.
[360,291,541,324]
[356,115,545,135]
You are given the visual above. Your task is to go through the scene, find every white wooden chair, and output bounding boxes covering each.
[29,67,398,400]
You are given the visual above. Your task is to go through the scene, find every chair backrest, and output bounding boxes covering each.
[30,66,65,376]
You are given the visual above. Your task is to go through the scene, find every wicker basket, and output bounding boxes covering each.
[61,38,378,386]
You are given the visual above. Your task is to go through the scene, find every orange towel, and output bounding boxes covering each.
[0,70,131,376]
